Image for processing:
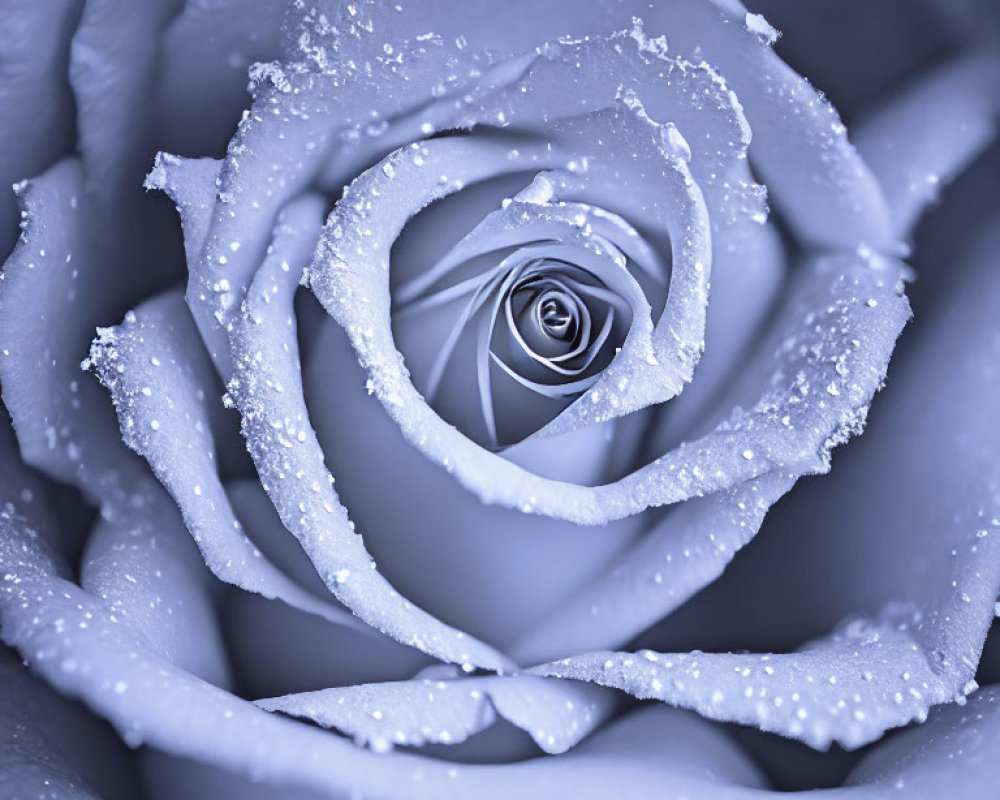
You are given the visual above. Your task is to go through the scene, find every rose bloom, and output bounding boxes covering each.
[1,0,999,797]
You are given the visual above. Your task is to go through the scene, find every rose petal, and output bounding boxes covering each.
[0,0,81,259]
[139,751,332,800]
[0,520,760,799]
[659,209,1000,692]
[186,35,526,372]
[69,0,181,196]
[317,180,908,525]
[8,496,996,794]
[80,487,232,688]
[437,27,785,446]
[296,0,893,249]
[223,479,430,697]
[0,410,67,556]
[226,478,330,597]
[545,216,1000,750]
[536,607,967,751]
[144,701,769,798]
[86,288,375,638]
[854,51,1000,239]
[228,195,513,670]
[0,159,147,507]
[154,0,286,158]
[306,316,643,649]
[257,672,615,754]
[511,472,795,664]
[631,1,893,251]
[0,647,138,800]
[222,589,429,699]
[145,154,223,271]
[843,686,1000,796]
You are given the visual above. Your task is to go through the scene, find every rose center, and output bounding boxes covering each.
[508,269,590,361]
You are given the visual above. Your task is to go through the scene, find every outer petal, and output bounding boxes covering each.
[854,52,1000,239]
[0,159,148,508]
[292,0,894,250]
[624,202,1000,744]
[839,686,1000,798]
[69,0,181,196]
[227,196,513,670]
[86,289,378,639]
[536,610,968,751]
[257,672,615,755]
[511,472,795,664]
[0,648,139,800]
[0,0,82,259]
[154,0,287,158]
[0,518,765,800]
[80,487,232,688]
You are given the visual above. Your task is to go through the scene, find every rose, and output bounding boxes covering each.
[0,1,997,796]
[0,1,999,798]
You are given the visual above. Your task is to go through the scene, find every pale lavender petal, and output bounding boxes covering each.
[223,479,430,697]
[306,316,642,650]
[0,647,137,800]
[537,608,967,751]
[0,522,764,800]
[228,195,513,670]
[145,154,222,270]
[438,26,785,445]
[840,687,1000,798]
[80,487,231,688]
[140,751,331,800]
[154,0,286,157]
[315,140,908,527]
[69,0,181,196]
[301,0,893,250]
[678,214,1000,704]
[86,288,374,637]
[257,673,615,754]
[530,221,1000,750]
[222,589,429,699]
[186,35,524,371]
[636,0,894,251]
[511,473,795,664]
[0,410,67,556]
[0,159,148,506]
[854,52,1000,239]
[0,0,81,259]
[142,703,770,799]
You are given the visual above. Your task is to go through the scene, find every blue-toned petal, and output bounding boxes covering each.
[296,0,894,251]
[854,52,1000,240]
[669,210,1000,711]
[0,409,68,557]
[145,154,222,270]
[306,315,642,651]
[0,519,763,800]
[317,179,909,524]
[257,672,615,754]
[0,0,82,259]
[186,36,522,373]
[0,159,148,507]
[69,0,182,196]
[80,487,232,688]
[86,288,376,638]
[0,647,138,800]
[841,686,1000,798]
[537,607,968,751]
[228,195,513,671]
[154,0,286,158]
[512,473,795,664]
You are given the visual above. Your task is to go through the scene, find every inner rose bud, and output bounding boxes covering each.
[394,232,634,448]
